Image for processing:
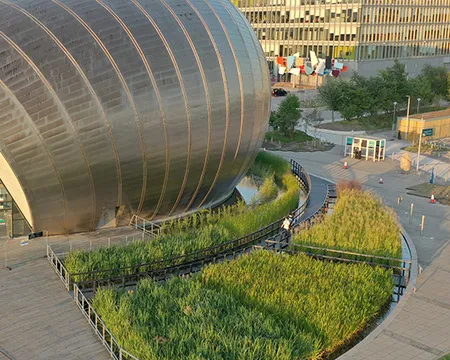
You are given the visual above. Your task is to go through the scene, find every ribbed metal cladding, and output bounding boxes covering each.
[0,0,270,235]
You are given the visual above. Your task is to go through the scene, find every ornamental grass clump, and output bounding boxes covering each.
[65,152,300,280]
[293,188,401,258]
[92,250,393,359]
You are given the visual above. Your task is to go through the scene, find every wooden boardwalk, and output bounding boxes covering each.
[0,227,141,360]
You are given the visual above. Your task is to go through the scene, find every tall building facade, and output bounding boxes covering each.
[233,0,450,77]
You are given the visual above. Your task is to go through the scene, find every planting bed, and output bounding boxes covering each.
[64,153,301,281]
[92,250,394,360]
[293,188,402,259]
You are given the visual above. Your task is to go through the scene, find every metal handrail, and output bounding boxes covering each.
[70,160,312,281]
[47,244,71,290]
[261,241,411,302]
[49,160,324,290]
[74,284,139,360]
[129,214,161,238]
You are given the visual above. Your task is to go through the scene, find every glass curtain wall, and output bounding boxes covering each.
[0,180,31,238]
[233,0,450,67]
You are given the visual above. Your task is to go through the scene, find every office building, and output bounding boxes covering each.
[233,0,450,79]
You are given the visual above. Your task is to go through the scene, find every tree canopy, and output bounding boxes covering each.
[273,94,302,139]
[317,61,449,122]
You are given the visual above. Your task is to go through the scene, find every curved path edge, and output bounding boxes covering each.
[337,224,419,359]
[309,173,422,360]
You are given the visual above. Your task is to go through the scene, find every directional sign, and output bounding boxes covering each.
[422,128,433,137]
[0,219,5,226]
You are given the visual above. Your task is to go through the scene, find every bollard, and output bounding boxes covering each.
[397,196,402,205]
[108,238,111,248]
[420,215,425,236]
[4,238,7,269]
[409,203,414,224]
[90,239,92,250]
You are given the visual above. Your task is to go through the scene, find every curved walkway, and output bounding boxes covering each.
[277,149,450,360]
[300,174,333,220]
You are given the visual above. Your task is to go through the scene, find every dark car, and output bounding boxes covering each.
[272,88,288,97]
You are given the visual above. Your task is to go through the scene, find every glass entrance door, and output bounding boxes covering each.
[0,180,30,237]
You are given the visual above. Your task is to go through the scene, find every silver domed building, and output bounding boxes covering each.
[0,0,270,235]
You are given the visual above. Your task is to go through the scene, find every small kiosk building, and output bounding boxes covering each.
[344,136,386,161]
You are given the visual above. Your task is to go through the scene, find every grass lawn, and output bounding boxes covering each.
[92,250,394,360]
[317,114,393,132]
[293,188,402,258]
[265,129,313,143]
[439,355,450,360]
[263,130,333,152]
[406,183,450,205]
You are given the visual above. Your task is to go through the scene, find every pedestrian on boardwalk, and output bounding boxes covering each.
[281,214,293,242]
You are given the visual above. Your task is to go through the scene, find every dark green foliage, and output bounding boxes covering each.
[273,94,303,139]
[317,77,343,122]
[319,61,449,124]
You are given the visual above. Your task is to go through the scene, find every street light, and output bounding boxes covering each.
[406,95,411,141]
[417,98,421,114]
[392,101,398,137]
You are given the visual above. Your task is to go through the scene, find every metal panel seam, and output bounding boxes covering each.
[94,0,169,216]
[183,0,230,212]
[51,0,148,213]
[130,0,192,219]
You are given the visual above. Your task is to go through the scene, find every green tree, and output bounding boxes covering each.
[378,60,409,110]
[275,94,302,139]
[349,73,377,115]
[408,77,434,109]
[337,80,369,120]
[318,78,343,122]
[268,111,279,129]
[420,64,448,99]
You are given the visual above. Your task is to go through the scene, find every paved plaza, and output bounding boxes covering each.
[0,227,141,360]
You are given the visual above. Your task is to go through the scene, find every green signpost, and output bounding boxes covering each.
[422,128,433,137]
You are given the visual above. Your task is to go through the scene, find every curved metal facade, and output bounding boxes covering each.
[0,0,270,234]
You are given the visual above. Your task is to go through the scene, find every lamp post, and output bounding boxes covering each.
[417,98,421,114]
[392,101,398,137]
[406,95,411,141]
[416,116,424,172]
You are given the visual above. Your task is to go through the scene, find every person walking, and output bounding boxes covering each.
[281,214,293,242]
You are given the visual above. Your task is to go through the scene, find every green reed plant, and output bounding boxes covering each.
[92,250,393,360]
[293,188,401,258]
[65,153,300,280]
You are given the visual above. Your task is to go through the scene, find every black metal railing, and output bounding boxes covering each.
[262,238,412,302]
[49,160,327,292]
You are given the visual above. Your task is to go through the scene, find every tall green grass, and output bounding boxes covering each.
[92,250,393,359]
[293,188,401,258]
[65,153,300,279]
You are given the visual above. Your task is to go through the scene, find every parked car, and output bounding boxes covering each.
[272,88,288,97]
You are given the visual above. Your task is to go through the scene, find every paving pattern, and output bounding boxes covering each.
[0,227,140,360]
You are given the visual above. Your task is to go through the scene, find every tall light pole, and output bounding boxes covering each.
[406,95,411,141]
[392,101,398,137]
[416,116,424,172]
[417,98,421,114]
